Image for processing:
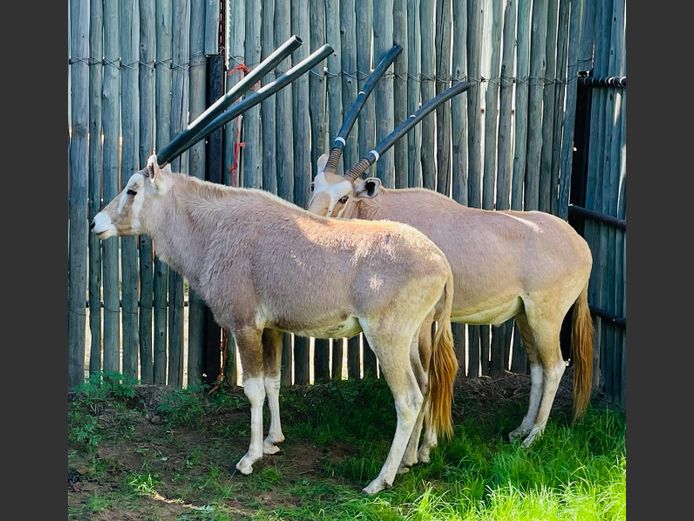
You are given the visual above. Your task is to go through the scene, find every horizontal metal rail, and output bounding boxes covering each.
[568,204,626,230]
[577,73,627,88]
[590,305,626,327]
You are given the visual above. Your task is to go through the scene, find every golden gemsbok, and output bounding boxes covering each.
[306,77,594,463]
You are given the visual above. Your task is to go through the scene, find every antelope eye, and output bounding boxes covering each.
[127,189,137,196]
[310,182,315,192]
[339,195,349,204]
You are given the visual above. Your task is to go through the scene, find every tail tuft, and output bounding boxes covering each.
[427,272,459,439]
[571,284,594,422]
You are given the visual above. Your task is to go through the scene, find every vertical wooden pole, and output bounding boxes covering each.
[373,0,395,188]
[557,0,582,220]
[549,0,570,215]
[451,0,468,205]
[341,6,360,348]
[139,0,156,384]
[88,0,104,377]
[187,0,207,387]
[120,0,141,380]
[585,0,609,394]
[244,0,262,188]
[205,0,220,55]
[539,0,560,214]
[310,0,331,383]
[325,0,343,165]
[393,0,408,188]
[102,0,121,377]
[262,0,278,194]
[451,0,468,376]
[326,0,345,380]
[435,0,451,196]
[292,0,311,385]
[169,0,191,388]
[356,0,374,162]
[492,0,517,377]
[68,0,89,389]
[419,0,435,190]
[204,53,225,386]
[154,0,172,385]
[511,0,531,212]
[274,0,294,386]
[485,0,503,377]
[509,0,532,374]
[407,0,422,188]
[225,0,245,188]
[525,0,548,211]
[483,0,501,211]
[466,0,483,378]
[340,0,358,177]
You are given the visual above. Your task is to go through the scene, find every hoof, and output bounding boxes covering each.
[235,454,258,475]
[267,433,285,445]
[509,425,530,442]
[417,447,431,464]
[363,478,391,495]
[397,464,410,475]
[263,442,281,455]
[521,426,543,448]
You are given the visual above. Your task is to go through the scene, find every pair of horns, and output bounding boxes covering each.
[324,43,471,182]
[344,80,472,181]
[157,36,334,167]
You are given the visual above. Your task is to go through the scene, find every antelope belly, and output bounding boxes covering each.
[285,316,362,339]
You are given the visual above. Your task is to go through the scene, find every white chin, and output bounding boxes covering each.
[95,228,117,239]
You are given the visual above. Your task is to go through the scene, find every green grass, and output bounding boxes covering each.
[68,376,626,520]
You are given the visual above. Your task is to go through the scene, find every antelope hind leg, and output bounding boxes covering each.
[361,325,423,495]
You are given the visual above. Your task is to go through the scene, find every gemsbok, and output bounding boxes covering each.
[90,38,458,494]
[92,154,458,494]
[307,78,594,456]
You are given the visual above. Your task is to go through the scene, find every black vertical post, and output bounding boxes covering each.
[568,71,593,235]
[203,52,225,385]
[561,70,593,362]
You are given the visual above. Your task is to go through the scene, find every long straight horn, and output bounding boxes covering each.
[345,80,471,181]
[157,35,304,166]
[324,44,403,172]
[157,44,334,167]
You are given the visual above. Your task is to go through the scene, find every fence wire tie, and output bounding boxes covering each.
[70,56,577,87]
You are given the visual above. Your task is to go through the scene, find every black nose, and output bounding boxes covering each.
[90,221,95,230]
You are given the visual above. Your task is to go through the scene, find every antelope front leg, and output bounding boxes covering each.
[262,329,285,454]
[234,328,266,475]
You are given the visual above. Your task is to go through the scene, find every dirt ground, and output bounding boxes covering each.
[68,370,607,520]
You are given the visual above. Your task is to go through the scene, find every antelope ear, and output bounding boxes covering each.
[146,154,162,179]
[317,153,329,173]
[354,177,382,198]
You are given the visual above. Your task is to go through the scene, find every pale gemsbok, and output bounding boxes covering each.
[307,79,594,457]
[91,38,458,494]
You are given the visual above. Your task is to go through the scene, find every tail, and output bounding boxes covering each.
[427,271,459,439]
[571,283,594,422]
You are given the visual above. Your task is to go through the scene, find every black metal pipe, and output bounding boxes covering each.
[346,80,471,178]
[158,44,334,166]
[333,44,402,150]
[157,35,303,165]
[590,305,626,327]
[568,204,626,230]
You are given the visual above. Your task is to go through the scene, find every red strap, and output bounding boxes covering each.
[226,63,250,186]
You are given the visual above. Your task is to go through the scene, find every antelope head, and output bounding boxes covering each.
[307,152,383,219]
[91,155,171,239]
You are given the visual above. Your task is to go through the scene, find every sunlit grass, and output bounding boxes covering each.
[68,375,626,520]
